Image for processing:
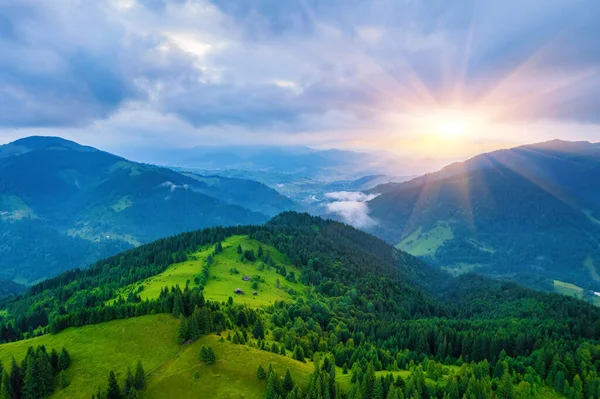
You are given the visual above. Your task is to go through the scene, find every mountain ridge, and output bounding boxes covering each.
[0,136,295,283]
[367,139,600,293]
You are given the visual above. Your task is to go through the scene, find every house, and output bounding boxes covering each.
[235,288,243,294]
[253,291,258,296]
[242,275,250,281]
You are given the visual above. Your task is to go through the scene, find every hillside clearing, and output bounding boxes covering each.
[115,235,305,307]
[397,222,454,258]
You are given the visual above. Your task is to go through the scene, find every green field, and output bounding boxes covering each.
[146,334,314,399]
[0,315,181,398]
[0,314,318,399]
[553,280,584,299]
[117,235,305,307]
[397,222,454,258]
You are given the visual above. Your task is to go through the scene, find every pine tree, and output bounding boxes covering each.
[265,372,278,399]
[287,386,300,399]
[498,372,515,399]
[386,386,400,399]
[200,346,208,362]
[206,347,216,365]
[572,374,583,399]
[253,319,265,340]
[293,346,305,362]
[200,346,216,365]
[123,368,135,396]
[172,295,185,317]
[58,348,71,371]
[188,313,201,341]
[258,246,264,258]
[2,371,13,399]
[237,245,243,254]
[283,369,294,392]
[176,316,189,344]
[9,357,23,399]
[373,376,384,399]
[363,362,376,399]
[257,365,267,380]
[134,360,146,390]
[50,348,59,371]
[554,371,565,394]
[445,377,460,399]
[23,351,42,399]
[58,370,69,389]
[106,371,121,399]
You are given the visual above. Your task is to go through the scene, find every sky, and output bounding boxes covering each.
[1,0,599,163]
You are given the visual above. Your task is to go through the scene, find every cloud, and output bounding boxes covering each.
[158,181,189,192]
[324,191,378,228]
[0,0,599,158]
[324,191,378,202]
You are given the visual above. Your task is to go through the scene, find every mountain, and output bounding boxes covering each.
[0,136,295,283]
[0,279,24,298]
[367,139,600,292]
[180,172,297,216]
[126,145,409,181]
[1,212,600,398]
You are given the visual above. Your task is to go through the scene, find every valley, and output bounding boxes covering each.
[0,137,292,283]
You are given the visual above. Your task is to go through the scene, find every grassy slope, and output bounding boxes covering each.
[117,235,305,307]
[0,232,569,398]
[0,314,318,399]
[146,334,314,399]
[396,222,454,258]
[553,280,584,299]
[0,315,180,399]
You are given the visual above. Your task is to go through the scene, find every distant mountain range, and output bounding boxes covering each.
[125,145,416,181]
[367,139,600,292]
[0,279,24,298]
[0,136,295,283]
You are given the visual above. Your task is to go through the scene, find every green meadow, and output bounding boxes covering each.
[116,235,305,307]
[553,280,584,299]
[145,334,314,399]
[0,314,318,398]
[0,314,180,399]
[397,222,454,258]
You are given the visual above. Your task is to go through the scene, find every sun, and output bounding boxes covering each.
[427,109,481,139]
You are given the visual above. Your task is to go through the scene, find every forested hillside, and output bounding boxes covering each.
[0,136,296,283]
[1,213,600,398]
[368,140,600,294]
[0,280,24,298]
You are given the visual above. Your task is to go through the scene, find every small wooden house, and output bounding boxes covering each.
[242,275,250,281]
[235,288,243,294]
[253,291,258,296]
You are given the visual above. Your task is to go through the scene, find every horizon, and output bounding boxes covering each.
[1,0,600,163]
[2,134,598,168]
